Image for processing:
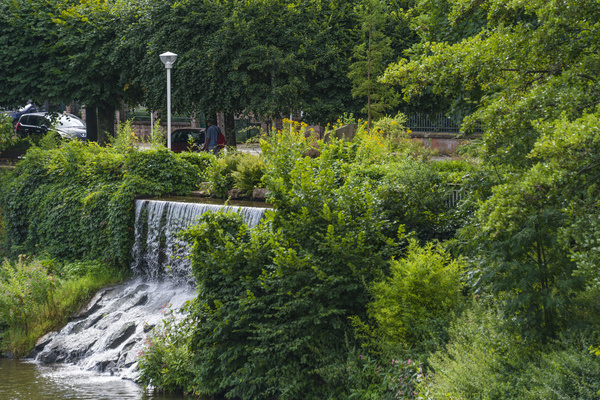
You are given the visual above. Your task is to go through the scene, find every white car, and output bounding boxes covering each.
[15,112,87,140]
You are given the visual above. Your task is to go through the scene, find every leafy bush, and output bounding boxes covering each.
[0,168,13,258]
[206,153,241,198]
[370,239,465,354]
[346,351,427,400]
[124,148,204,196]
[353,159,460,242]
[0,113,38,154]
[524,345,600,400]
[0,113,17,152]
[0,256,54,331]
[138,303,197,394]
[181,130,400,399]
[177,151,215,182]
[424,303,600,400]
[232,154,265,196]
[424,304,533,399]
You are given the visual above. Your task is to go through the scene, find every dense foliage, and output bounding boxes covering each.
[137,122,472,399]
[0,0,419,139]
[0,129,209,267]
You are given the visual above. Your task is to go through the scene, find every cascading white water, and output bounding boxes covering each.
[31,279,195,381]
[32,199,268,381]
[131,199,268,282]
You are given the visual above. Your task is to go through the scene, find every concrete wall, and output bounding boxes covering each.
[411,132,479,155]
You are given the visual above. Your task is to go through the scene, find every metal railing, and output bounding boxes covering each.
[446,186,464,208]
[406,113,482,133]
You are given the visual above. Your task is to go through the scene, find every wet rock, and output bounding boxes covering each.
[101,360,118,374]
[96,313,123,330]
[38,337,98,364]
[121,339,138,353]
[72,288,106,320]
[68,320,87,335]
[104,284,149,314]
[37,342,64,363]
[85,313,105,329]
[252,188,269,201]
[106,322,137,350]
[227,188,246,199]
[126,293,148,310]
[29,331,58,357]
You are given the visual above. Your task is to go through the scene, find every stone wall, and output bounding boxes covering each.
[411,132,480,155]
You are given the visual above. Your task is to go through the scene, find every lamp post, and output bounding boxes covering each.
[159,51,178,150]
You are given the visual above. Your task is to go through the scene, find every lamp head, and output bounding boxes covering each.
[159,51,178,68]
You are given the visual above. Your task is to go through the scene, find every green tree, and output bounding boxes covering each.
[0,0,137,142]
[0,0,62,108]
[119,0,365,136]
[383,0,600,165]
[348,0,400,128]
[53,0,140,142]
[382,0,600,343]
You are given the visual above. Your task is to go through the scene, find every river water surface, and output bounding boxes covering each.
[0,358,191,400]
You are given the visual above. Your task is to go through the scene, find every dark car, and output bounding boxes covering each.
[10,103,38,125]
[171,128,205,153]
[15,112,87,140]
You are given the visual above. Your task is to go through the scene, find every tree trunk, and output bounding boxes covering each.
[224,112,236,148]
[86,106,98,142]
[97,104,116,145]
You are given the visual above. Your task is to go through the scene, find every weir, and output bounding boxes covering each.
[31,199,268,380]
[131,199,268,282]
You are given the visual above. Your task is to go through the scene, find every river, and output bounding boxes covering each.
[0,358,191,399]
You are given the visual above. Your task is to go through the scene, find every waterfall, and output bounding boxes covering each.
[32,199,268,381]
[131,199,268,282]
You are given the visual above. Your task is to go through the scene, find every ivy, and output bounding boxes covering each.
[0,139,208,268]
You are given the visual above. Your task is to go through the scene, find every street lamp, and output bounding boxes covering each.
[159,51,178,150]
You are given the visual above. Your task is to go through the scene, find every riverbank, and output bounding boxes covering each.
[0,257,128,358]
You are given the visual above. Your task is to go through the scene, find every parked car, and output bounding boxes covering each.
[10,103,38,125]
[14,112,87,140]
[170,128,205,153]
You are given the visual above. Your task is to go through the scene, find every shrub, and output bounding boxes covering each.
[232,154,265,196]
[424,304,533,399]
[369,239,465,354]
[183,136,397,399]
[424,302,600,400]
[177,151,215,182]
[0,168,13,258]
[353,159,460,242]
[346,351,427,400]
[0,139,204,266]
[206,153,241,198]
[524,345,600,400]
[138,303,197,394]
[0,256,54,331]
[372,112,432,160]
[0,113,17,152]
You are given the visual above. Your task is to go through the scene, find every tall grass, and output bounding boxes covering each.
[0,257,128,357]
[0,167,14,259]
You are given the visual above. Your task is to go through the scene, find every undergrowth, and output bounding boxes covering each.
[0,256,128,357]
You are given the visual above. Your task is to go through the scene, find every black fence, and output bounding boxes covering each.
[406,113,482,134]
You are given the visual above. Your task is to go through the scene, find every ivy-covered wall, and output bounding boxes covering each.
[0,140,213,268]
